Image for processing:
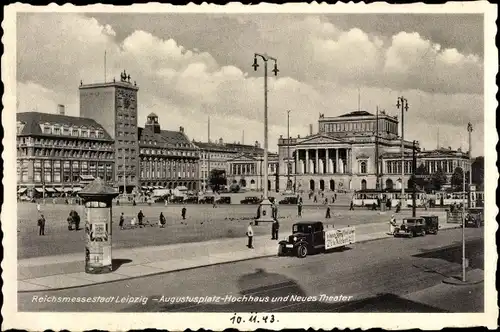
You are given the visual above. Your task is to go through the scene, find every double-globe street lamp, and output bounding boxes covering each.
[253,53,279,224]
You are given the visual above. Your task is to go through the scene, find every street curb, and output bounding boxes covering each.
[18,225,463,293]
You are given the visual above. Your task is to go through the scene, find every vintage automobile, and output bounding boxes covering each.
[393,217,427,238]
[216,196,231,204]
[279,196,298,205]
[184,196,199,204]
[278,221,355,258]
[465,208,483,228]
[240,196,261,204]
[199,196,215,204]
[421,215,439,234]
[170,196,185,204]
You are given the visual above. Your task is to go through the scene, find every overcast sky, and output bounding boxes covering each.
[16,12,484,155]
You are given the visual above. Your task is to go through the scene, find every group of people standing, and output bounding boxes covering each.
[118,207,188,230]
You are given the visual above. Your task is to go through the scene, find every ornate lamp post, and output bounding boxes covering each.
[253,52,279,224]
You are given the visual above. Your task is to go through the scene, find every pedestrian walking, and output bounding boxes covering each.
[137,210,144,227]
[37,214,46,235]
[271,218,280,240]
[334,193,337,200]
[73,211,80,230]
[159,212,166,228]
[313,195,317,203]
[119,212,125,230]
[349,200,354,211]
[181,206,187,220]
[389,215,397,234]
[297,201,303,217]
[247,222,254,248]
[325,206,331,218]
[332,196,335,204]
[36,203,41,213]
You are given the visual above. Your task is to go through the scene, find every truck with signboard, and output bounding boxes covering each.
[278,221,355,258]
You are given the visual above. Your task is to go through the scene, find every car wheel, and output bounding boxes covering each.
[408,232,413,238]
[297,244,308,258]
[278,244,285,256]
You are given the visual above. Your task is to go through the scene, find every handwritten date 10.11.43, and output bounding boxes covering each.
[230,313,277,325]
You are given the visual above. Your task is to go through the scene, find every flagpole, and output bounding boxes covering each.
[104,51,107,83]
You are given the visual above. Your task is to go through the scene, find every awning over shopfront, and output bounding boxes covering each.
[55,187,64,192]
[34,188,44,193]
[45,188,55,193]
[80,175,95,181]
[17,188,27,194]
[64,188,73,192]
[141,186,148,190]
[148,186,153,190]
[73,187,82,192]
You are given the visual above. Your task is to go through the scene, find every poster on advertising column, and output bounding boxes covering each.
[84,202,112,269]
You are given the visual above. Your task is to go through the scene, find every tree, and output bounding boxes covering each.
[414,163,430,190]
[471,156,484,189]
[209,169,227,193]
[430,167,448,191]
[451,167,465,191]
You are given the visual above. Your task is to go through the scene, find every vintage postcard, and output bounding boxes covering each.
[2,2,498,330]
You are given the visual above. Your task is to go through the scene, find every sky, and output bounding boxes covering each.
[16,12,484,155]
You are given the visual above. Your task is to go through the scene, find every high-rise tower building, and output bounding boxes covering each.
[79,70,139,193]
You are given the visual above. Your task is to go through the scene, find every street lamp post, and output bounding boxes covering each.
[253,52,279,224]
[467,122,473,208]
[287,110,291,192]
[397,97,409,207]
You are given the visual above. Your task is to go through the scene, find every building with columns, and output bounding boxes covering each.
[227,151,279,192]
[278,110,472,193]
[278,110,416,192]
[137,113,200,191]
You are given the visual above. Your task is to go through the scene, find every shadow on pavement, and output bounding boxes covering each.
[112,258,133,272]
[119,267,450,313]
[413,238,484,270]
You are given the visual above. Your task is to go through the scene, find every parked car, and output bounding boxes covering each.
[216,196,231,204]
[279,196,298,205]
[420,215,439,234]
[393,217,426,238]
[465,208,483,227]
[184,196,199,204]
[199,196,215,204]
[170,196,184,204]
[240,196,261,204]
[278,221,356,258]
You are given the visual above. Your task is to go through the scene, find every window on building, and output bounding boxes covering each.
[43,126,51,134]
[359,161,367,174]
[81,130,88,138]
[72,129,79,136]
[387,161,392,174]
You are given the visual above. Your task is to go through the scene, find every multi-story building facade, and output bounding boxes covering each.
[16,108,115,197]
[227,151,279,192]
[278,110,471,193]
[380,147,471,190]
[79,71,139,193]
[137,113,200,191]
[193,138,236,190]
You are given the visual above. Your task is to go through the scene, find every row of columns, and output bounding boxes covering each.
[295,148,351,174]
[231,163,257,176]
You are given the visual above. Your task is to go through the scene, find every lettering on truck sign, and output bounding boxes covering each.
[325,226,356,250]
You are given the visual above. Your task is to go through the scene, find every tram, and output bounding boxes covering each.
[435,191,484,207]
[352,189,427,208]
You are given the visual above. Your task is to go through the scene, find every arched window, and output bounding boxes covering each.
[361,179,367,190]
[360,161,367,174]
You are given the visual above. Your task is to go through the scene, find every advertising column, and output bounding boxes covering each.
[78,178,119,274]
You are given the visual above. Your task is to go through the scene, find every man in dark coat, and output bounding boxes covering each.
[271,218,280,240]
[138,210,144,226]
[181,207,187,220]
[38,214,46,235]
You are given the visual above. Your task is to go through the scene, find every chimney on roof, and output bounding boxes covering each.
[179,126,184,133]
[309,124,313,136]
[57,104,65,115]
